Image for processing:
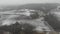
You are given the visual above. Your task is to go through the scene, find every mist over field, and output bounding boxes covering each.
[0,3,59,12]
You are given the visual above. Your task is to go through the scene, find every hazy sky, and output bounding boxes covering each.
[0,0,60,6]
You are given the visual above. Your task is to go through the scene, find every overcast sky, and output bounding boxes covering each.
[0,0,60,6]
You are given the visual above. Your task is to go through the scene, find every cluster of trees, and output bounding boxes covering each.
[30,12,39,19]
[44,14,60,31]
[0,22,36,34]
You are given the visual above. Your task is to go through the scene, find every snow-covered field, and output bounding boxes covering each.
[0,14,52,32]
[0,9,53,32]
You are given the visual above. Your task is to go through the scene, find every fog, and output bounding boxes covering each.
[0,0,60,6]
